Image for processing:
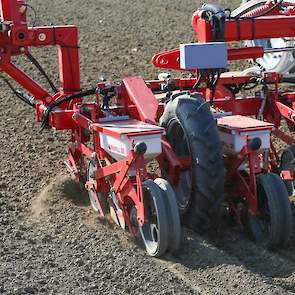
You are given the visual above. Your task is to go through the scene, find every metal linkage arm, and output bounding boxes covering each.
[0,0,80,105]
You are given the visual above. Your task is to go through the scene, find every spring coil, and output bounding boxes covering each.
[242,2,273,17]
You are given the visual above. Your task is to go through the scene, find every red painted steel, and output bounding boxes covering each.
[123,77,158,124]
[192,15,295,42]
[152,47,264,71]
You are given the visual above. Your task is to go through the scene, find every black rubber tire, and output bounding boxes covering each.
[140,180,169,257]
[163,116,192,214]
[160,92,224,233]
[280,146,295,196]
[87,159,109,214]
[154,178,182,254]
[247,173,292,248]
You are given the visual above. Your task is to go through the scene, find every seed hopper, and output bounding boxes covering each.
[2,0,295,256]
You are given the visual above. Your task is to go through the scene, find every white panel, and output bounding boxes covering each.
[100,133,162,161]
[180,42,228,70]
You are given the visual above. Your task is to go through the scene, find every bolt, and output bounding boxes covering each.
[72,113,78,120]
[88,123,93,131]
[38,33,47,42]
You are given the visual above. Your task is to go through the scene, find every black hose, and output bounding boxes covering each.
[0,75,35,108]
[26,52,58,94]
[192,72,203,90]
[209,72,221,105]
[41,88,96,130]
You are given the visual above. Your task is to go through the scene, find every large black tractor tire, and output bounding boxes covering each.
[160,92,224,233]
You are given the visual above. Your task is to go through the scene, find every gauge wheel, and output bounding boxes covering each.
[154,178,182,254]
[87,159,109,214]
[140,180,169,257]
[246,173,292,248]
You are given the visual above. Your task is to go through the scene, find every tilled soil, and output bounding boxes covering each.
[1,0,295,294]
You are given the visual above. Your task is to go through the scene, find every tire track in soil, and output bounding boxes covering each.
[22,177,199,295]
[206,219,295,294]
[79,186,293,295]
[154,229,293,295]
[81,210,293,295]
[45,177,290,295]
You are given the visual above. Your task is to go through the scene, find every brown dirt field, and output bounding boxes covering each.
[1,0,295,294]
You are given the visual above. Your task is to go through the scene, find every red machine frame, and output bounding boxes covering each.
[2,0,295,238]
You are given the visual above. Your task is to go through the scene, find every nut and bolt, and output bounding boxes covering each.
[72,113,78,120]
[38,33,47,42]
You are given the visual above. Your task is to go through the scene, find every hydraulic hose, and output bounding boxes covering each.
[41,88,96,130]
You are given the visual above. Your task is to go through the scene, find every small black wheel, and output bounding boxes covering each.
[140,180,169,257]
[160,92,224,233]
[247,173,292,248]
[280,146,295,196]
[87,159,109,214]
[154,178,182,254]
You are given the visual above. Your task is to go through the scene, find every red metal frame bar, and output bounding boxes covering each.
[192,15,295,42]
[83,149,146,226]
[225,141,262,215]
[0,0,80,107]
[152,46,264,70]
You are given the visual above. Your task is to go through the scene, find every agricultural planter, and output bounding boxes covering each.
[1,0,295,256]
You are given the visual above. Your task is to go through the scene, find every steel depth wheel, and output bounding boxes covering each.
[246,173,292,248]
[140,180,169,257]
[280,146,295,196]
[87,159,109,214]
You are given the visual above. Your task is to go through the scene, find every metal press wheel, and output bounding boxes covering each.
[140,180,169,257]
[232,0,295,82]
[154,178,182,254]
[246,173,292,248]
[87,159,109,214]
